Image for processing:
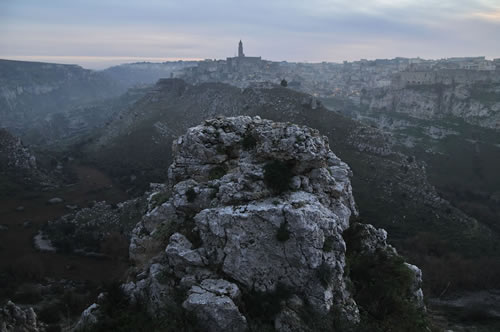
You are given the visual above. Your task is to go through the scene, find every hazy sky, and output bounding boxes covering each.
[1,0,499,69]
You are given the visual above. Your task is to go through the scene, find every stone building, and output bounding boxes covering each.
[226,40,262,66]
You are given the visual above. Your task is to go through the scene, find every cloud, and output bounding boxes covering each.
[472,10,500,21]
[0,0,499,69]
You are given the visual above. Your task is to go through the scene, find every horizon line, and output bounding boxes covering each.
[1,54,498,70]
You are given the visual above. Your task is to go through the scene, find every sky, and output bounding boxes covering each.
[0,0,499,69]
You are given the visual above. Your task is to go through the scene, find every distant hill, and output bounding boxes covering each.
[0,59,126,143]
[0,60,201,146]
[101,61,198,90]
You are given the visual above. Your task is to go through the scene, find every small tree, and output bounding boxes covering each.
[280,79,288,87]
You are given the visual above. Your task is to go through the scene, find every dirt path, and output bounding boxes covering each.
[0,164,130,294]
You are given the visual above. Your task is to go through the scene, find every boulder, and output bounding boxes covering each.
[74,303,102,331]
[183,279,247,332]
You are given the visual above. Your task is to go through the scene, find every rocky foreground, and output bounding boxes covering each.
[69,116,429,331]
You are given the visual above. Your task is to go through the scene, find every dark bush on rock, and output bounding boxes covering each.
[242,283,293,327]
[344,223,435,332]
[263,160,293,193]
[276,222,290,242]
[82,282,199,332]
[208,166,226,180]
[186,187,197,202]
[241,133,257,150]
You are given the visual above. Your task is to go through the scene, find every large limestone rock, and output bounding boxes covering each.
[125,116,359,329]
[78,116,425,331]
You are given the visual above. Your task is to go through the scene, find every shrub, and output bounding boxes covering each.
[150,192,170,208]
[263,160,293,193]
[242,133,257,150]
[100,232,129,258]
[208,166,226,180]
[61,289,91,315]
[322,236,336,252]
[209,184,219,199]
[316,262,334,287]
[276,222,290,242]
[59,222,76,235]
[186,188,197,202]
[45,324,62,332]
[345,247,433,332]
[180,217,203,249]
[242,283,293,321]
[12,284,42,304]
[155,269,171,285]
[297,302,350,332]
[153,221,176,242]
[38,303,62,324]
[12,255,45,280]
[86,281,198,332]
[216,145,226,154]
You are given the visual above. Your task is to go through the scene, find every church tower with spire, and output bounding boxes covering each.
[238,40,245,58]
[226,40,260,67]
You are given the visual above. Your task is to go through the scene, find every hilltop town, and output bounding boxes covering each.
[178,41,500,100]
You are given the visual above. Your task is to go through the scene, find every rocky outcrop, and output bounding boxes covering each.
[0,129,36,171]
[0,129,54,194]
[78,116,427,331]
[345,222,425,308]
[0,301,45,332]
[74,303,101,331]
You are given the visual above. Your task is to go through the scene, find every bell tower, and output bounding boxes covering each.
[238,40,245,58]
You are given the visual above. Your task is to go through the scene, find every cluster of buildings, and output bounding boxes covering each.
[180,41,278,88]
[176,41,500,98]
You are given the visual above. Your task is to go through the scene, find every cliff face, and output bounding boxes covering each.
[361,83,500,130]
[76,116,426,331]
[348,82,500,242]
